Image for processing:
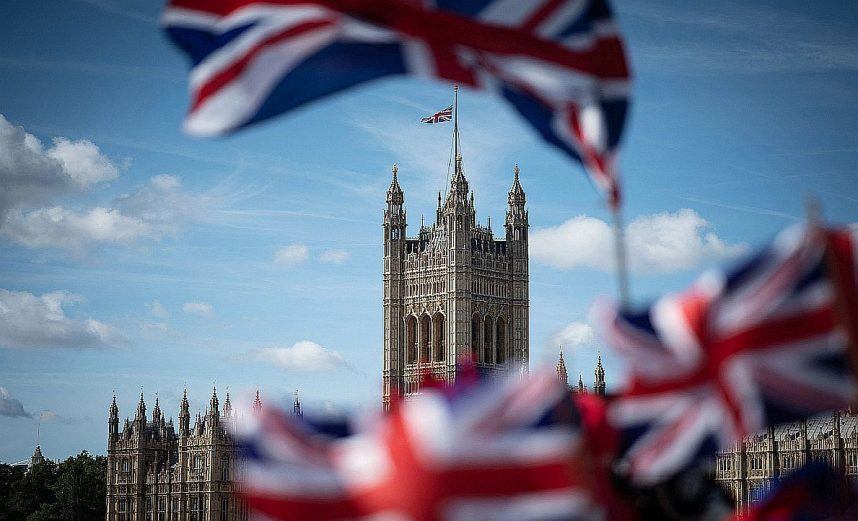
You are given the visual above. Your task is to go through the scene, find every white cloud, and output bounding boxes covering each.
[0,289,128,348]
[319,249,350,264]
[0,115,215,255]
[530,209,747,274]
[251,341,346,372]
[274,243,309,266]
[182,302,213,317]
[0,115,121,217]
[148,299,169,319]
[47,137,119,187]
[1,174,213,255]
[0,386,30,418]
[551,322,596,350]
[2,206,152,252]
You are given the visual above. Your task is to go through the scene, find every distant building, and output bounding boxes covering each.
[715,411,858,510]
[555,350,607,396]
[382,159,530,408]
[105,389,301,521]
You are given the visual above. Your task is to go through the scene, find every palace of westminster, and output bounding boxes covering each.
[55,154,850,519]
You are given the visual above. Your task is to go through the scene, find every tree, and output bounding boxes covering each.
[0,463,26,521]
[0,451,106,521]
[51,452,106,521]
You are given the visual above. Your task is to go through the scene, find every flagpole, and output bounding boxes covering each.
[453,84,459,160]
[611,204,630,307]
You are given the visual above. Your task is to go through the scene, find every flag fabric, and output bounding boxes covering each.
[161,0,632,207]
[231,373,600,521]
[421,105,453,124]
[597,224,858,485]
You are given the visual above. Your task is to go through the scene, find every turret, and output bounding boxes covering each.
[179,388,190,437]
[208,387,220,428]
[135,391,146,423]
[223,391,232,419]
[109,392,119,441]
[594,355,606,396]
[505,164,528,241]
[555,350,568,387]
[293,390,303,418]
[152,393,162,423]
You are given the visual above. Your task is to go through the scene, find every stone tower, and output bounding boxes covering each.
[382,157,530,408]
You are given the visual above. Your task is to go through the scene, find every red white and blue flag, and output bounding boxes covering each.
[422,105,453,124]
[231,373,600,521]
[597,224,858,485]
[161,0,632,207]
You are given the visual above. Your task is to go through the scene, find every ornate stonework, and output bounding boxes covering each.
[382,159,529,408]
[105,389,300,521]
[715,411,858,509]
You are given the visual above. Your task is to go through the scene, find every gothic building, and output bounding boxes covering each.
[715,411,858,510]
[555,351,607,396]
[382,157,530,407]
[105,389,301,521]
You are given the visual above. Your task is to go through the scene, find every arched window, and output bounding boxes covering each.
[483,316,493,364]
[420,314,431,362]
[471,314,481,362]
[432,314,445,362]
[405,316,417,364]
[221,455,229,481]
[495,317,506,364]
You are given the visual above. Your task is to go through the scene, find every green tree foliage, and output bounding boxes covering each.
[0,451,106,521]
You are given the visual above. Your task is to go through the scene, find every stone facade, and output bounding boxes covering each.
[715,411,858,509]
[106,389,301,521]
[382,158,530,408]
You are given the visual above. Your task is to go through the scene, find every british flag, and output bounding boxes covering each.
[597,224,858,485]
[421,105,453,124]
[231,373,600,521]
[161,0,631,207]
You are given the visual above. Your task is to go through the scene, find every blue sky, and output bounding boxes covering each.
[0,0,856,462]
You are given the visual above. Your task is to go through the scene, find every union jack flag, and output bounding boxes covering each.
[422,105,453,124]
[597,224,858,485]
[161,0,632,207]
[231,373,601,520]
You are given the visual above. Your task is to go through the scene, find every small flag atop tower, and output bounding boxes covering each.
[421,105,453,124]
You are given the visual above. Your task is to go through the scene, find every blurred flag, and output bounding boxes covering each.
[597,224,858,485]
[232,373,600,520]
[161,0,631,207]
[421,105,453,124]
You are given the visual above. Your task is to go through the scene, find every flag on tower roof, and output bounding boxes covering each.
[421,105,453,124]
[162,0,632,207]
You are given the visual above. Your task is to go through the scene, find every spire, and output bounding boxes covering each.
[110,391,119,418]
[152,392,162,422]
[223,390,232,418]
[577,373,585,394]
[252,389,262,413]
[179,388,190,436]
[594,354,606,396]
[135,389,146,420]
[293,390,303,418]
[386,163,404,204]
[508,163,526,205]
[555,349,568,386]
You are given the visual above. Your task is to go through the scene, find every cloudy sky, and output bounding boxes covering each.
[1,0,857,462]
